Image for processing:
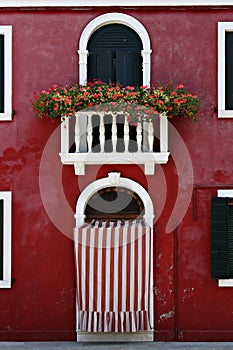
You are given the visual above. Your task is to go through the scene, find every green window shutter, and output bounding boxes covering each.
[225,32,233,110]
[211,197,229,279]
[228,205,233,277]
[87,24,142,86]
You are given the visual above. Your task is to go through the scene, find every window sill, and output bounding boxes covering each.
[218,279,233,287]
[0,280,11,288]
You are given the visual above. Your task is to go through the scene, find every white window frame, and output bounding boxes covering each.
[218,22,233,118]
[78,13,152,87]
[217,189,233,287]
[0,192,12,288]
[0,26,12,121]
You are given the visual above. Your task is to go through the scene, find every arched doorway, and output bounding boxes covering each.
[87,24,143,86]
[74,173,154,341]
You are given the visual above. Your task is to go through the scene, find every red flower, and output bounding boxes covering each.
[157,100,164,105]
[92,93,100,99]
[126,86,135,91]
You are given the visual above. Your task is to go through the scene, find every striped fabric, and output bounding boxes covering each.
[74,220,152,333]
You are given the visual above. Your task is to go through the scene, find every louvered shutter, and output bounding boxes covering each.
[0,35,4,113]
[116,49,142,86]
[225,32,233,110]
[0,200,3,280]
[228,204,233,276]
[87,24,142,86]
[211,197,232,279]
[87,49,113,83]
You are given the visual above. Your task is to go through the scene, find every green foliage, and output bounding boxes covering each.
[32,80,200,124]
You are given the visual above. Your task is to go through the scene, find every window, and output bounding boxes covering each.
[218,22,233,118]
[87,24,143,86]
[0,26,12,121]
[211,189,233,286]
[0,192,12,288]
[78,13,152,86]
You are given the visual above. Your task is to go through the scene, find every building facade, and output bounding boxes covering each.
[0,0,233,342]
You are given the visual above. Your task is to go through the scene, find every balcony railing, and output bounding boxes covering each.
[59,111,170,175]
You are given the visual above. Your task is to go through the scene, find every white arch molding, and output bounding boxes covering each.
[78,12,152,87]
[75,172,154,227]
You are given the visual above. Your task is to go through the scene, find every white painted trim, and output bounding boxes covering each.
[77,330,154,342]
[218,22,233,118]
[1,0,233,7]
[75,172,154,227]
[0,26,12,121]
[218,189,233,197]
[0,191,12,288]
[78,13,152,87]
[217,189,233,287]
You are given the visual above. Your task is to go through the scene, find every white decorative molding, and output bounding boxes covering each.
[217,189,233,287]
[0,191,12,289]
[0,26,12,121]
[1,0,233,7]
[74,172,154,227]
[78,13,152,87]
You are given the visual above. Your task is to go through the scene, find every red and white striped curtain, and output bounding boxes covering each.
[74,220,152,333]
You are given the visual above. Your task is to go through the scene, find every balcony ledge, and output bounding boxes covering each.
[60,151,170,175]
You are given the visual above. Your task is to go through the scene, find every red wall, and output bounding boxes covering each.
[0,6,233,341]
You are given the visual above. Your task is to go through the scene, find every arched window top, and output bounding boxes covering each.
[78,13,152,86]
[79,12,151,52]
[85,186,145,220]
[75,172,154,227]
[87,23,142,50]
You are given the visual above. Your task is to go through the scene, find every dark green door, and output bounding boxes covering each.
[87,24,143,86]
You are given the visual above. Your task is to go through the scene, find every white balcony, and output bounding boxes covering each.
[59,111,170,175]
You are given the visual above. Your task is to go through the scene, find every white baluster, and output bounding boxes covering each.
[142,120,149,152]
[124,115,129,152]
[75,114,80,153]
[136,118,142,152]
[160,113,168,152]
[87,113,93,153]
[147,120,154,152]
[112,113,117,153]
[99,112,105,153]
[61,116,69,153]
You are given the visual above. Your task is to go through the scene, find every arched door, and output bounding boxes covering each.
[74,173,154,341]
[87,24,143,86]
